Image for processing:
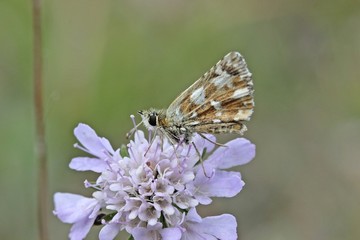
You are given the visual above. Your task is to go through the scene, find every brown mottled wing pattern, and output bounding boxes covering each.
[166,52,254,134]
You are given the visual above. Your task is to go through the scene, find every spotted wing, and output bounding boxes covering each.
[166,52,254,134]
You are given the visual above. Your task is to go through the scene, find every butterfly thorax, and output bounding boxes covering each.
[139,108,193,144]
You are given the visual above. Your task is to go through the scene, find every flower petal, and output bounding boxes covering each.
[202,214,237,240]
[99,223,121,240]
[69,157,108,173]
[53,193,98,223]
[69,217,94,240]
[160,227,182,240]
[185,208,202,223]
[181,209,237,240]
[74,123,114,158]
[206,138,255,169]
[198,214,237,240]
[132,228,152,240]
[192,133,216,153]
[132,225,164,240]
[191,170,244,203]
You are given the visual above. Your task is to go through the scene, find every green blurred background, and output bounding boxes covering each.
[1,0,360,239]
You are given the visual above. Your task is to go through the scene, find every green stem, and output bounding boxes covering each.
[32,0,48,239]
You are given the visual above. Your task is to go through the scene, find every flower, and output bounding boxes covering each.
[53,122,255,240]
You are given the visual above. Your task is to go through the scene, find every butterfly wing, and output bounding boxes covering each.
[166,52,254,134]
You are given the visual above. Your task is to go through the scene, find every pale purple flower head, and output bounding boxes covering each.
[53,122,255,240]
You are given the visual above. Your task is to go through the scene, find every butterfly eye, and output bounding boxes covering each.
[148,113,157,126]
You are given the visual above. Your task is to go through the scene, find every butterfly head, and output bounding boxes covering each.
[138,109,166,130]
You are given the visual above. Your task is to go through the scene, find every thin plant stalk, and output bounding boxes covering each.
[32,0,48,239]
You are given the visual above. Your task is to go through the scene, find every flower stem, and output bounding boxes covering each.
[32,0,48,239]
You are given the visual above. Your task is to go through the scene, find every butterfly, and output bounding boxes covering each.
[137,51,254,145]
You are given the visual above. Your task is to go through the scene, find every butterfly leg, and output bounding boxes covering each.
[144,128,160,156]
[154,128,182,159]
[198,132,227,147]
[192,142,213,178]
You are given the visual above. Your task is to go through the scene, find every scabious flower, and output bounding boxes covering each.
[54,121,255,240]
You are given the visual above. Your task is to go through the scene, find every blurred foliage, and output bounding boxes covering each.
[0,0,360,239]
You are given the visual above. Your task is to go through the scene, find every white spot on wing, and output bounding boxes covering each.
[190,112,198,118]
[232,88,249,99]
[190,87,206,105]
[175,107,181,115]
[239,125,247,134]
[210,100,222,110]
[234,109,253,121]
[240,72,252,78]
[187,121,200,126]
[211,73,231,88]
[214,66,223,75]
[212,119,221,123]
[172,106,183,122]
